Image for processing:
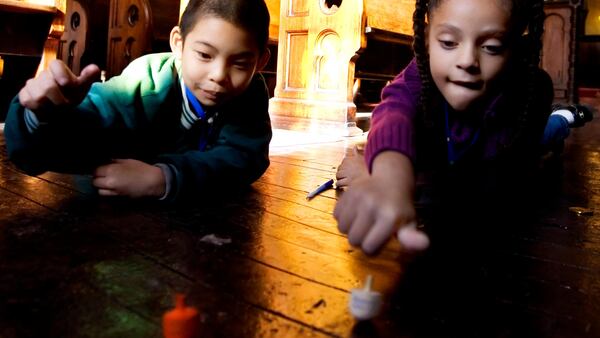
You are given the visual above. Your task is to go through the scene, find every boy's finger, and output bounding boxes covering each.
[92,176,110,189]
[77,64,101,88]
[48,59,78,88]
[97,188,119,196]
[93,164,111,178]
[43,81,70,106]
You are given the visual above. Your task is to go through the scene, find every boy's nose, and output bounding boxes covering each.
[209,62,227,83]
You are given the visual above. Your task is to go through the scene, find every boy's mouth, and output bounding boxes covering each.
[201,89,222,100]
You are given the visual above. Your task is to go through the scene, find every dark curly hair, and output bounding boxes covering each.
[412,0,546,148]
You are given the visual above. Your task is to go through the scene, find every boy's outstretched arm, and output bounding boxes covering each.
[334,151,429,255]
[4,61,103,175]
[19,60,100,119]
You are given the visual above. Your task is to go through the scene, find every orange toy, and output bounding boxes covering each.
[163,293,200,338]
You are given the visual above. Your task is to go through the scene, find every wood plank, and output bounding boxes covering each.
[1,98,599,337]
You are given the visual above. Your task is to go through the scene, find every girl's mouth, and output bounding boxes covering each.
[451,80,483,90]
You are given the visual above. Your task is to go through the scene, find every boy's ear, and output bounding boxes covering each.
[256,48,271,72]
[170,26,184,59]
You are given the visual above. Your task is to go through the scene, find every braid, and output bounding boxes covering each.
[412,0,434,128]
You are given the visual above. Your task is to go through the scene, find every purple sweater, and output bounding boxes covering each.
[364,58,553,171]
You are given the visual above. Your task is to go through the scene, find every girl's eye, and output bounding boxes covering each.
[439,40,457,49]
[482,44,504,55]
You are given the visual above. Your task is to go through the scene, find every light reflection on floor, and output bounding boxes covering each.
[270,128,367,155]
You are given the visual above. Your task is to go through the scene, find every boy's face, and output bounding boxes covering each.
[171,16,269,107]
[427,0,512,112]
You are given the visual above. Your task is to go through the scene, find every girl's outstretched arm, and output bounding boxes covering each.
[334,151,429,255]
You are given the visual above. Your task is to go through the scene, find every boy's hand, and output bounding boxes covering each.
[92,159,166,199]
[18,60,100,119]
[335,146,369,188]
[333,151,429,255]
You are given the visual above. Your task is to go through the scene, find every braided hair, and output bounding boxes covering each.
[411,0,546,149]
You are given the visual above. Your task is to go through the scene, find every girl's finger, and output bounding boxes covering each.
[334,193,357,233]
[335,177,349,188]
[361,217,396,255]
[397,222,430,252]
[347,208,373,247]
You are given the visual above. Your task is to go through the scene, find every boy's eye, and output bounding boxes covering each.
[233,60,254,70]
[438,40,457,49]
[196,52,211,60]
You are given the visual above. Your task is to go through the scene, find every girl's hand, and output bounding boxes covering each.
[93,159,166,199]
[333,151,429,255]
[18,60,100,120]
[335,146,369,188]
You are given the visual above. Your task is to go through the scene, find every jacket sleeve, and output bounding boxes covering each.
[364,58,422,171]
[3,93,118,175]
[155,74,272,202]
[3,54,175,175]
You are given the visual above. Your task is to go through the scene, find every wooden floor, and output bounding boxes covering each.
[1,98,599,338]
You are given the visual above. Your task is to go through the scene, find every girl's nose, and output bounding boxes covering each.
[456,45,480,72]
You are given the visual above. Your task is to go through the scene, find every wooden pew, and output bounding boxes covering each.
[98,0,280,82]
[354,1,414,115]
[106,0,180,78]
[0,0,65,120]
[268,0,416,135]
[58,0,110,75]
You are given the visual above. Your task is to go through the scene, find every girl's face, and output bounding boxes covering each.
[427,0,512,112]
[170,16,269,107]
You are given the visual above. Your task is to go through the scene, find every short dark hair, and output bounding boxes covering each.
[179,0,270,53]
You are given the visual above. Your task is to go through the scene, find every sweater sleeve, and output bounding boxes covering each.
[155,74,272,202]
[364,59,422,171]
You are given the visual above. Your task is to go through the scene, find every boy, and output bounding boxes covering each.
[3,0,272,202]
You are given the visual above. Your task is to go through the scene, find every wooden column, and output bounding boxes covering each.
[542,0,581,103]
[269,0,364,135]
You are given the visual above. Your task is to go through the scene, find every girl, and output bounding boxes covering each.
[334,0,553,255]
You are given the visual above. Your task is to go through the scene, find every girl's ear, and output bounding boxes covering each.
[256,48,271,72]
[170,26,184,59]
